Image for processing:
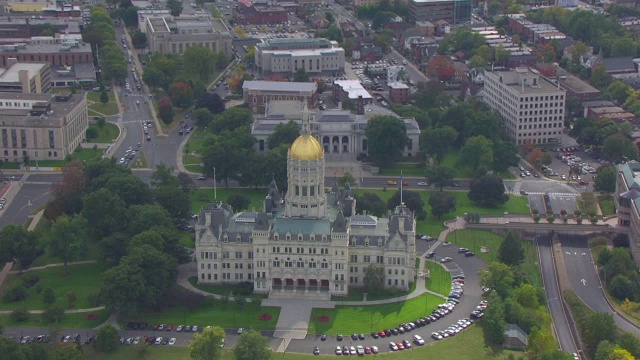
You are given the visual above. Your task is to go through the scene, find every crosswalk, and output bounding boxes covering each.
[122,119,152,124]
[527,192,579,197]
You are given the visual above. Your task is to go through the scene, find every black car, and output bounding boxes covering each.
[85,336,94,344]
[398,327,405,334]
[337,334,343,341]
[161,338,169,345]
[391,328,399,335]
[358,334,365,340]
[384,329,392,337]
[351,333,358,340]
[321,334,327,341]
[464,252,476,257]
[313,346,320,355]
[371,331,379,339]
[342,345,349,355]
[425,252,435,259]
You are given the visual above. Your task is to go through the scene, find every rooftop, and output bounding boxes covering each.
[487,68,565,95]
[0,93,86,128]
[0,42,91,54]
[243,80,317,92]
[334,80,372,100]
[388,82,409,89]
[0,63,47,83]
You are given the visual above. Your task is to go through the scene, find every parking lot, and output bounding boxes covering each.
[542,147,608,183]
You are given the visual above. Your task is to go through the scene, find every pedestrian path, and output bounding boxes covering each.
[7,260,97,275]
[0,306,105,315]
[527,192,579,197]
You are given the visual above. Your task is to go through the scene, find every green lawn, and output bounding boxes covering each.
[138,303,280,330]
[0,308,110,329]
[352,189,530,237]
[187,277,268,299]
[331,281,417,302]
[597,193,615,216]
[424,260,451,296]
[520,240,542,288]
[184,128,209,156]
[27,148,103,168]
[80,325,520,360]
[445,229,505,263]
[131,150,149,169]
[87,123,120,143]
[0,161,21,169]
[378,163,426,177]
[190,188,268,214]
[179,232,195,249]
[308,293,443,334]
[31,243,100,267]
[87,91,119,116]
[0,263,105,311]
[440,150,515,179]
[185,164,203,173]
[182,154,202,173]
[577,192,598,216]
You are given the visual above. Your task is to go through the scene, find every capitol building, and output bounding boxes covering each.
[194,107,416,296]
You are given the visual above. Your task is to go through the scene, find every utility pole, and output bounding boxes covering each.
[213,166,217,200]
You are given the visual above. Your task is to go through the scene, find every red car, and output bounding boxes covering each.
[401,181,410,186]
[166,324,174,331]
[378,331,386,338]
[364,346,372,354]
[396,341,405,350]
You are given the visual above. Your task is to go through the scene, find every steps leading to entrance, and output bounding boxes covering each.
[267,290,331,301]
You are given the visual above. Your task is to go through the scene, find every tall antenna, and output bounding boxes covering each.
[301,102,310,135]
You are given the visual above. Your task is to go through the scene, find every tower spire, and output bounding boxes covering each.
[301,102,311,135]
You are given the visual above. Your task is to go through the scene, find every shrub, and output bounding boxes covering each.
[34,284,42,294]
[42,287,55,305]
[87,291,100,307]
[10,309,29,322]
[590,217,598,224]
[533,215,541,223]
[612,233,630,248]
[21,274,40,288]
[547,216,555,223]
[233,282,254,296]
[41,304,65,324]
[532,209,539,215]
[3,284,28,302]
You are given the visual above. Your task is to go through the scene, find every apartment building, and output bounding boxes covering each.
[483,67,565,145]
[615,162,640,266]
[0,60,50,93]
[408,0,472,24]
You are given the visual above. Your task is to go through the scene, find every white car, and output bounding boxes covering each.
[335,346,342,355]
[237,328,244,334]
[356,345,364,355]
[442,242,452,246]
[169,338,176,346]
[371,346,379,354]
[349,346,356,355]
[389,342,399,351]
[417,181,428,186]
[154,337,163,345]
[191,326,198,332]
[133,336,140,345]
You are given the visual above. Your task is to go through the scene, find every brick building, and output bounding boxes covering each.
[233,0,288,25]
[388,82,409,104]
[332,80,372,115]
[242,81,318,113]
[408,0,471,24]
[0,42,92,67]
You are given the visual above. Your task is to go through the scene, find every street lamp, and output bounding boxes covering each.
[212,166,217,200]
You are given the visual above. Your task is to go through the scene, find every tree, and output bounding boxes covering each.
[49,343,83,360]
[498,232,524,266]
[426,55,455,82]
[100,262,148,315]
[196,93,225,115]
[41,303,65,324]
[618,333,640,359]
[0,225,40,270]
[425,165,454,191]
[483,293,506,344]
[100,90,109,104]
[582,312,616,357]
[365,116,408,167]
[428,192,456,219]
[170,82,194,109]
[480,262,514,298]
[609,275,636,301]
[387,190,427,220]
[192,108,214,128]
[595,166,617,193]
[104,174,153,207]
[528,148,552,171]
[459,135,494,172]
[131,30,147,49]
[81,188,127,239]
[234,331,272,360]
[142,66,163,89]
[189,326,225,360]
[210,107,254,133]
[127,204,174,236]
[43,287,56,305]
[294,68,309,82]
[468,175,508,207]
[95,325,120,352]
[363,264,385,296]
[603,133,638,163]
[512,283,539,308]
[66,291,77,309]
[167,0,182,16]
[606,80,632,104]
[183,46,215,82]
[421,126,458,160]
[591,65,611,90]
[267,120,300,149]
[493,140,519,172]
[45,163,87,221]
[227,195,250,212]
[355,192,387,217]
[158,97,174,125]
[153,187,192,228]
[46,215,88,275]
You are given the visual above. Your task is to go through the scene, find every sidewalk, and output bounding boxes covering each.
[8,260,97,275]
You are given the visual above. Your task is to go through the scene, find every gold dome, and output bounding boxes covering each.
[289,134,323,161]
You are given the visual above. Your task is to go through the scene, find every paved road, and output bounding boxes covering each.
[0,182,51,229]
[557,233,640,337]
[537,234,579,353]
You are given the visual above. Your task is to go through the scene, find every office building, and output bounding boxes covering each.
[0,60,50,93]
[615,162,640,266]
[242,80,318,113]
[0,42,93,67]
[146,15,233,57]
[255,38,345,74]
[483,67,565,145]
[408,0,471,24]
[0,92,88,163]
